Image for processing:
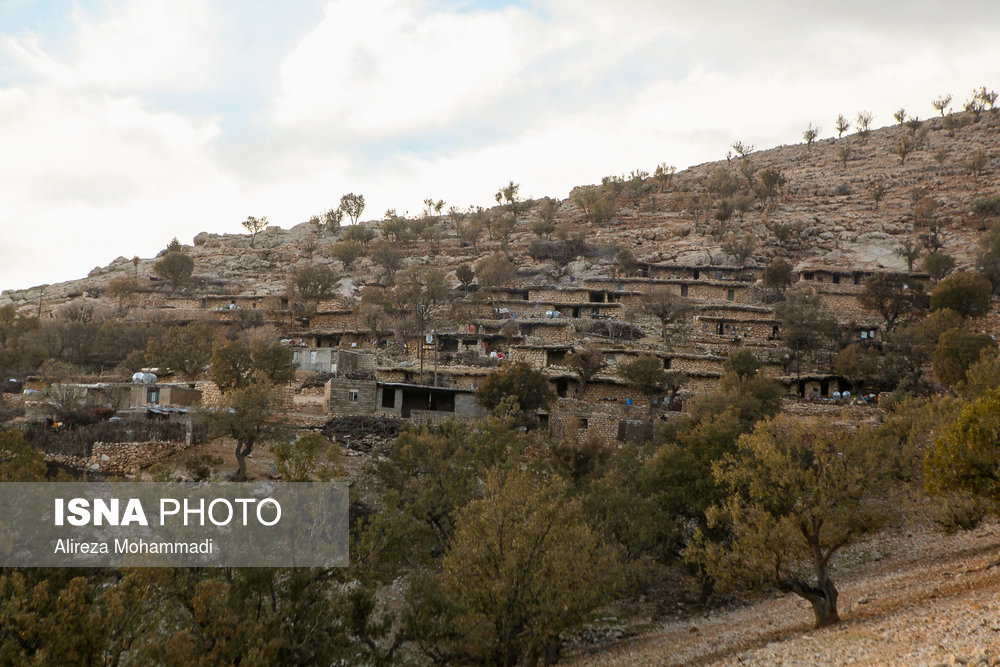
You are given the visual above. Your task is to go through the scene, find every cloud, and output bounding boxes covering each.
[4,0,218,93]
[272,0,570,135]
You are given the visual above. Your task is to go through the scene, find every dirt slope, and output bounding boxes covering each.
[572,521,1000,666]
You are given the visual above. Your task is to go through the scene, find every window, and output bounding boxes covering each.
[349,389,359,402]
[680,284,689,297]
[727,289,735,301]
[146,388,160,404]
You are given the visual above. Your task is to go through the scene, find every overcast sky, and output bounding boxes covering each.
[2,0,999,292]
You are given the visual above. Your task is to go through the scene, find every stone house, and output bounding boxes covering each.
[324,378,483,420]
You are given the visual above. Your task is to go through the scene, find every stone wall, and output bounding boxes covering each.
[508,347,548,368]
[548,413,620,444]
[310,310,356,327]
[46,440,194,475]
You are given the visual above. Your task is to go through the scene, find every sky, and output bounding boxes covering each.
[2,0,999,292]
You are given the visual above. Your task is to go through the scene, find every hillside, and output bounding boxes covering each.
[3,106,1000,665]
[1,110,998,314]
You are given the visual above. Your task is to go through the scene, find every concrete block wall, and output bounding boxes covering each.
[325,379,378,415]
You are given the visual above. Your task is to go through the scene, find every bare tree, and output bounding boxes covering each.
[802,124,819,148]
[339,193,366,225]
[932,93,952,117]
[856,110,874,138]
[242,216,268,247]
[641,288,693,351]
[834,114,850,138]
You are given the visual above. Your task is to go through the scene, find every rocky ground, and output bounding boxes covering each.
[571,520,1000,666]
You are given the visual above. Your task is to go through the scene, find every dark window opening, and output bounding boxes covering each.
[680,284,689,297]
[555,378,569,398]
[663,358,671,369]
[693,269,700,279]
[546,350,567,366]
[832,273,841,284]
[727,289,735,301]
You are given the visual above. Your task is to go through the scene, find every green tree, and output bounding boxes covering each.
[242,215,268,247]
[932,93,952,116]
[925,388,1000,507]
[802,124,819,147]
[271,432,343,481]
[834,343,881,393]
[774,288,837,376]
[721,232,757,266]
[752,167,786,204]
[454,264,474,294]
[210,340,294,393]
[640,288,693,351]
[565,344,605,399]
[494,180,522,223]
[869,180,887,210]
[340,193,366,225]
[893,238,921,273]
[0,429,46,481]
[930,271,991,318]
[933,328,997,387]
[322,207,344,230]
[836,143,852,168]
[342,223,375,248]
[923,252,956,281]
[688,415,885,628]
[860,273,922,330]
[433,469,618,665]
[211,382,284,481]
[105,276,138,308]
[153,251,194,288]
[145,324,215,378]
[287,263,339,320]
[476,362,555,416]
[618,355,684,421]
[834,114,850,138]
[763,258,794,294]
[723,348,760,380]
[370,241,403,284]
[329,240,365,272]
[856,110,874,137]
[614,247,639,277]
[474,252,516,305]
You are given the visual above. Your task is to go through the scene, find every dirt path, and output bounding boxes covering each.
[572,522,1000,665]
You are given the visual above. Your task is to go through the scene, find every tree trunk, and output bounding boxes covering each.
[234,441,252,481]
[779,576,839,628]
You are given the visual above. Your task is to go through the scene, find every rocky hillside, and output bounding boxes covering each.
[2,110,998,316]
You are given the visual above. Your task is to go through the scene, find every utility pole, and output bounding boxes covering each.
[432,330,439,387]
[37,290,43,318]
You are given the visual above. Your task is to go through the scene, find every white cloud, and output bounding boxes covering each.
[273,0,571,135]
[4,0,218,93]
